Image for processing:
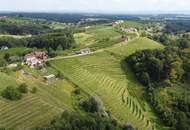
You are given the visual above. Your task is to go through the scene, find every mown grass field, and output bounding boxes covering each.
[49,37,164,130]
[0,67,78,130]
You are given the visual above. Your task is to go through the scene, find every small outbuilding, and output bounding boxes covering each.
[79,48,91,54]
[7,64,18,69]
[43,74,56,81]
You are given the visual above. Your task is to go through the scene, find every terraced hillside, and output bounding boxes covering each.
[50,37,164,130]
[0,69,75,130]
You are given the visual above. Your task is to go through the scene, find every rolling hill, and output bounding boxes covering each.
[49,37,164,130]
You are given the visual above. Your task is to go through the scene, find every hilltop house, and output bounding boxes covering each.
[79,48,91,54]
[112,20,124,25]
[24,51,48,68]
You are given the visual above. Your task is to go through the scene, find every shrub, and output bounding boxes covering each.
[3,53,10,62]
[1,86,22,100]
[80,96,106,115]
[123,123,135,130]
[31,87,37,94]
[56,71,64,79]
[18,83,28,93]
[73,88,80,95]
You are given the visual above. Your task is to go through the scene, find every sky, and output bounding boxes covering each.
[0,0,190,14]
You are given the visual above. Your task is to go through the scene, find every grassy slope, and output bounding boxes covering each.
[75,25,121,49]
[74,33,95,46]
[50,37,164,130]
[107,37,164,57]
[74,21,143,50]
[0,67,76,130]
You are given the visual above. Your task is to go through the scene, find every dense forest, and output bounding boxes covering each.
[126,47,190,86]
[126,46,190,129]
[165,20,190,34]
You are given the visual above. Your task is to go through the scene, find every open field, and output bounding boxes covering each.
[75,25,122,49]
[49,37,164,130]
[74,32,95,46]
[0,67,77,130]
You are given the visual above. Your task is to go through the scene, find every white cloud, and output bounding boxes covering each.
[0,0,190,13]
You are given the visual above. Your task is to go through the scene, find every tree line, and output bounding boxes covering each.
[0,22,51,35]
[0,29,76,51]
